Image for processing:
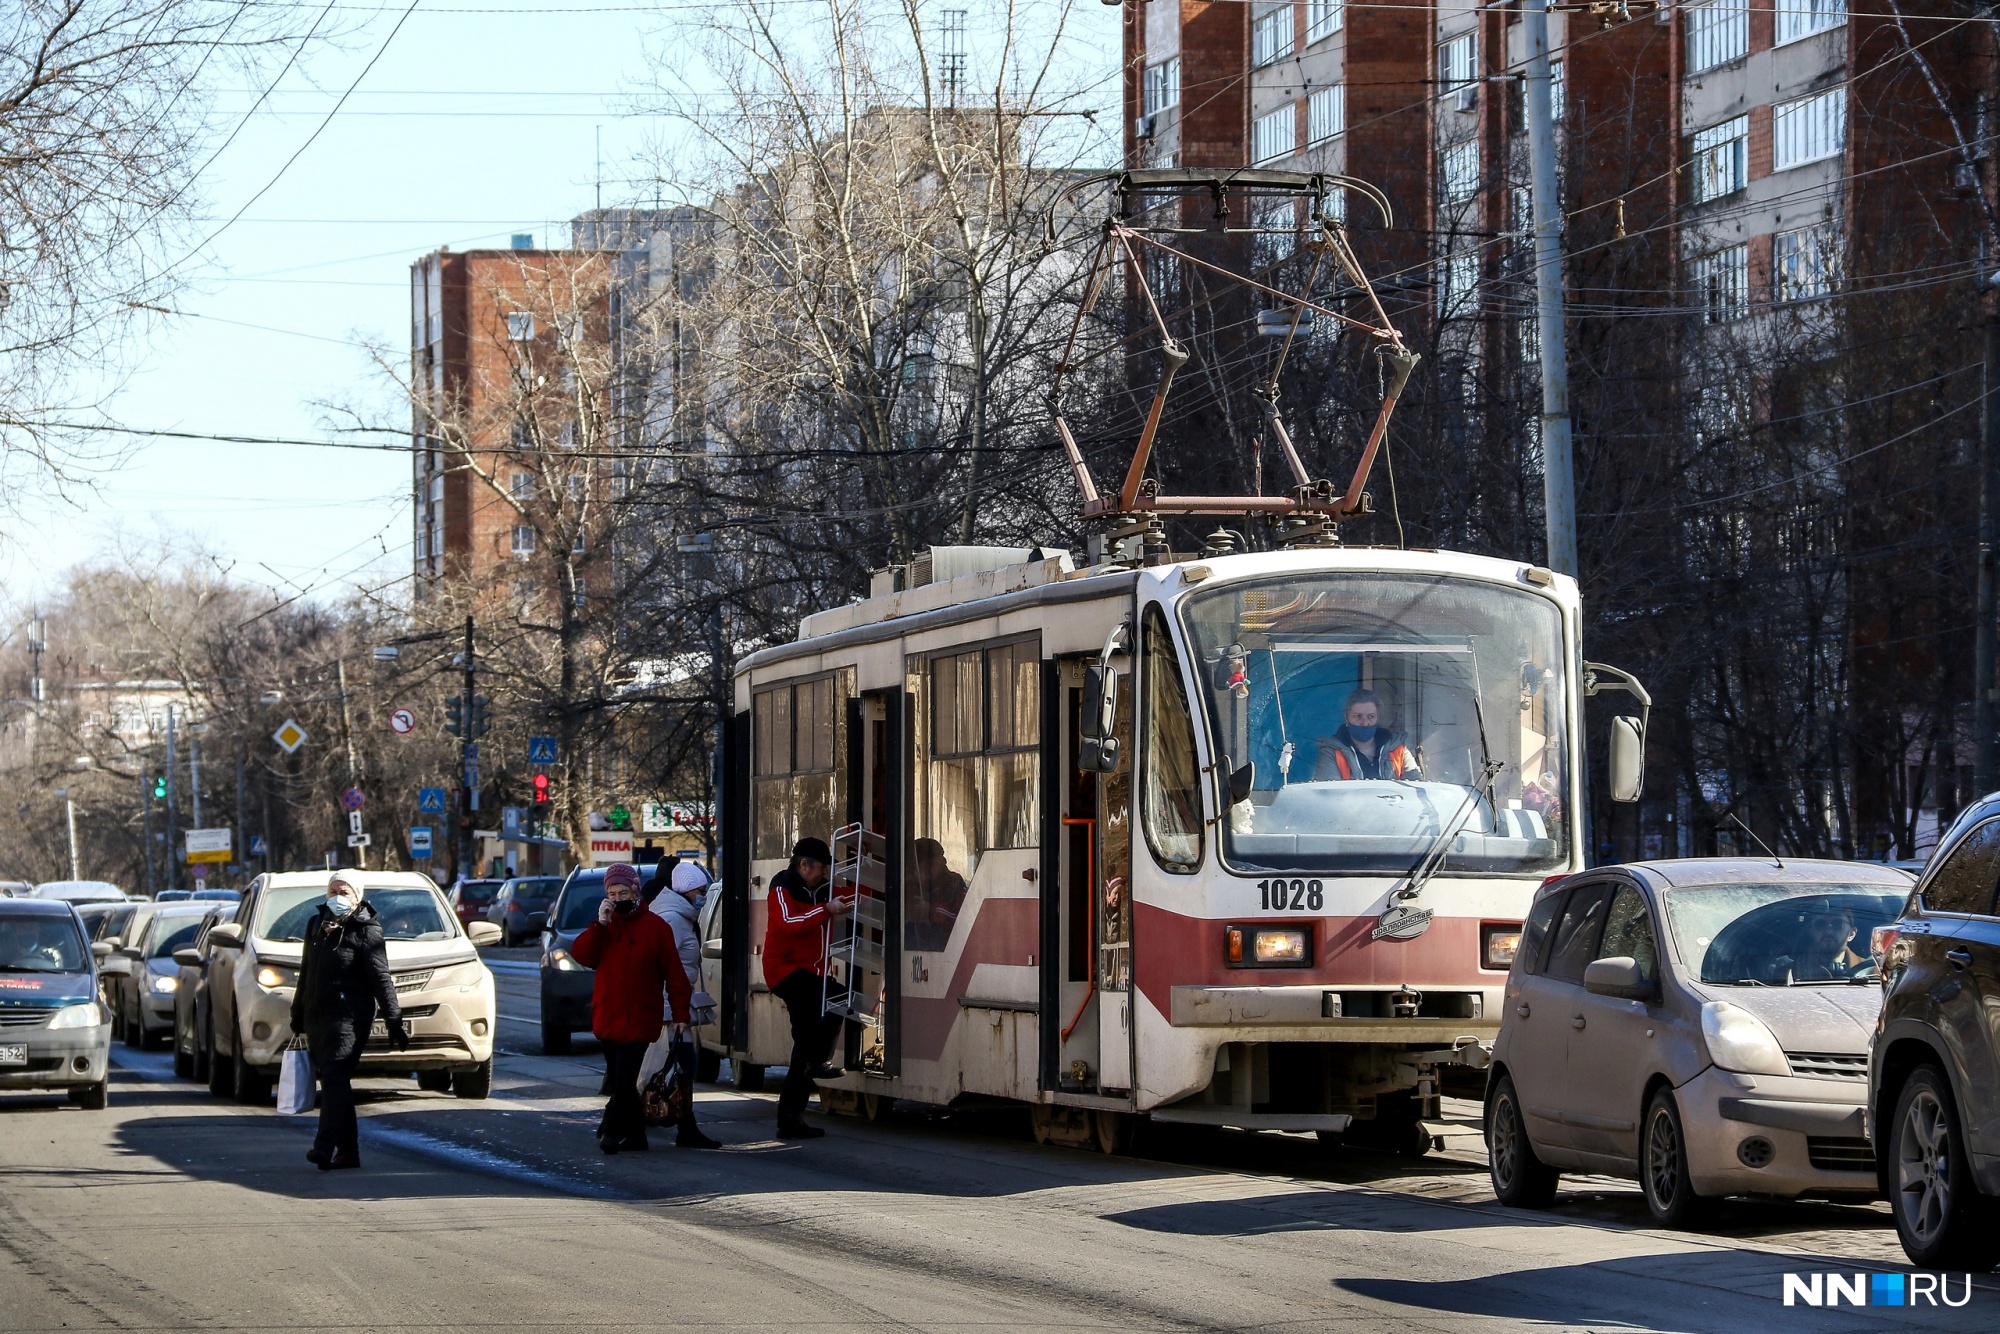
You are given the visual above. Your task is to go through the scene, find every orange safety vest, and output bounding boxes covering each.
[1329,742,1416,781]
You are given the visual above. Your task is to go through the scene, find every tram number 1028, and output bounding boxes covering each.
[1256,879,1324,911]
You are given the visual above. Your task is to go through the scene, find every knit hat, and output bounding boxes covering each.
[670,860,711,893]
[604,863,643,892]
[792,836,832,866]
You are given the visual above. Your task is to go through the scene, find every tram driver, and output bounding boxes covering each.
[1314,688,1421,783]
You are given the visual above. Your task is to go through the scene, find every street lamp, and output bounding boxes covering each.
[52,785,79,881]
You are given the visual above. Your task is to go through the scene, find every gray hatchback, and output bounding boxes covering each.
[1487,858,1913,1227]
[0,900,113,1107]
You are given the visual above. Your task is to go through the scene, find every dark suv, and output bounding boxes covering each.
[1872,794,2000,1270]
[538,867,617,1055]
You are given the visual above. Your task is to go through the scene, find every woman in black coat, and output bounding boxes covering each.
[289,872,407,1170]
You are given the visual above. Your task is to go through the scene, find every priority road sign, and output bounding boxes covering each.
[527,736,558,764]
[273,719,308,753]
[417,787,447,814]
[340,787,365,812]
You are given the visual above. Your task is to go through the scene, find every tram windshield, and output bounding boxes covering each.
[1181,573,1570,875]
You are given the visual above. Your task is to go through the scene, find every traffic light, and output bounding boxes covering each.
[469,695,491,738]
[532,772,550,804]
[444,695,463,735]
[150,771,166,801]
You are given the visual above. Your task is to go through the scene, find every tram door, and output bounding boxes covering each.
[1057,661,1134,1095]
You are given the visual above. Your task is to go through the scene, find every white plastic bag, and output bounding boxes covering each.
[276,1046,314,1116]
[636,1030,673,1093]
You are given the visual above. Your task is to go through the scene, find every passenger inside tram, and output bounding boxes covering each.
[1183,574,1570,875]
[907,837,968,951]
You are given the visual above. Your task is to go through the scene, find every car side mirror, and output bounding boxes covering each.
[99,956,133,978]
[1583,955,1652,1000]
[172,947,203,968]
[1608,716,1645,803]
[91,941,113,959]
[466,921,503,948]
[208,923,244,948]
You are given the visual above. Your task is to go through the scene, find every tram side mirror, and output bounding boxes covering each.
[1608,715,1645,803]
[1079,664,1120,772]
[1228,760,1256,806]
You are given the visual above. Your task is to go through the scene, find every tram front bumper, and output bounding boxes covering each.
[1169,984,1500,1047]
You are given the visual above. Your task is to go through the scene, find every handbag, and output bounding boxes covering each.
[689,989,718,1027]
[276,1042,314,1116]
[641,1036,692,1127]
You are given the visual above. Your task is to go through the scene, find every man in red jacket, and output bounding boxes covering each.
[764,836,852,1138]
[571,863,695,1153]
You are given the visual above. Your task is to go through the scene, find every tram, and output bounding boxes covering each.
[702,169,1647,1152]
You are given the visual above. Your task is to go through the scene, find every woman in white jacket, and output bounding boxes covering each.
[647,859,719,1147]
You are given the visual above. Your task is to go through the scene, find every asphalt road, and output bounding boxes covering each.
[0,949,1990,1333]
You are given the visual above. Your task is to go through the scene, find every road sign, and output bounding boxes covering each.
[389,708,416,735]
[184,828,232,865]
[417,787,447,814]
[347,833,372,848]
[340,787,365,812]
[527,736,558,764]
[248,835,268,858]
[409,827,433,859]
[272,719,308,753]
[347,811,364,835]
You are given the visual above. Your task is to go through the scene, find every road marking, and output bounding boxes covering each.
[498,1014,540,1024]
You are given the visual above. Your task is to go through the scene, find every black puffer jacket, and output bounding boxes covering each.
[290,900,404,1059]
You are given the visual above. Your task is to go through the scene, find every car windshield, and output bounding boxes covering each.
[1181,573,1570,875]
[513,878,562,904]
[255,885,456,942]
[1664,883,1908,985]
[151,918,206,957]
[554,876,607,930]
[458,882,500,907]
[0,916,87,972]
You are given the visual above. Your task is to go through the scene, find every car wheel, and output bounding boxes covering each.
[1487,1074,1560,1208]
[1890,1065,2000,1270]
[69,1082,108,1111]
[173,1026,194,1079]
[205,1018,231,1097]
[232,1038,271,1104]
[416,1069,453,1093]
[1640,1088,1712,1229]
[696,1046,722,1083]
[453,1059,493,1099]
[540,1018,571,1055]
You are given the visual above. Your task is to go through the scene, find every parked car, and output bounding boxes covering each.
[155,890,192,902]
[1486,858,1914,1227]
[1871,796,2000,1270]
[75,902,134,945]
[203,871,502,1102]
[486,876,562,947]
[450,879,503,930]
[170,906,233,1080]
[32,880,128,904]
[0,899,112,1107]
[109,904,211,1050]
[0,881,33,898]
[538,868,618,1054]
[190,889,240,902]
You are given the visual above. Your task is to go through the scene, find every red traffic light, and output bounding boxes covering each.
[532,772,550,804]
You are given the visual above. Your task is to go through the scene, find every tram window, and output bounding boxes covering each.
[752,675,846,860]
[1141,605,1203,872]
[908,638,1040,948]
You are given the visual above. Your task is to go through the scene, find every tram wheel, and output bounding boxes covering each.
[1093,1110,1134,1155]
[819,1088,861,1117]
[1030,1105,1054,1145]
[861,1091,892,1122]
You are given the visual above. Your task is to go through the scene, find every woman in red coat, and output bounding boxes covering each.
[570,863,700,1152]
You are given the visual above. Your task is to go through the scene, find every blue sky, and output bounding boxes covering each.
[3,0,1119,614]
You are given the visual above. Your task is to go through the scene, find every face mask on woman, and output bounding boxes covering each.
[610,897,640,917]
[327,892,358,917]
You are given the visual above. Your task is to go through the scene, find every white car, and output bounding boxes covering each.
[33,880,129,904]
[201,870,500,1101]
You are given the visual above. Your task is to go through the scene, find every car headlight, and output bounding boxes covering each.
[1224,925,1311,968]
[546,948,579,972]
[150,974,179,994]
[1482,924,1523,970]
[49,1001,104,1029]
[1701,1001,1791,1076]
[255,965,296,990]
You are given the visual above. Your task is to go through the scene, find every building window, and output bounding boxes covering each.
[1776,0,1843,45]
[1690,115,1748,203]
[1773,88,1845,171]
[1253,105,1297,163]
[1307,85,1344,145]
[1440,139,1480,204]
[1439,245,1479,314]
[1439,34,1476,92]
[1551,59,1565,122]
[571,530,586,553]
[1253,6,1295,66]
[509,470,534,501]
[1306,0,1343,44]
[1686,0,1748,74]
[1143,57,1180,115]
[1775,223,1837,301]
[1690,244,1749,322]
[511,524,537,555]
[506,312,536,342]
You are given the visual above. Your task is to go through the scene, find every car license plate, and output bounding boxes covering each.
[370,1020,388,1038]
[0,1045,26,1066]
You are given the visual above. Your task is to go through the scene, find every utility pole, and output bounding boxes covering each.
[234,752,246,883]
[1977,303,1998,794]
[189,730,204,827]
[1523,0,1578,578]
[459,615,478,884]
[335,659,363,868]
[163,704,179,893]
[140,767,155,895]
[54,788,78,881]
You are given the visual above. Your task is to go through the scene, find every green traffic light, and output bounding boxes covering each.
[150,773,167,800]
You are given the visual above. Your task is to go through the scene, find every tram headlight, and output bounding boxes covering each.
[1482,924,1524,970]
[1225,925,1312,968]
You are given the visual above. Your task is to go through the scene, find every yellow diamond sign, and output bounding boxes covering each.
[272,719,308,753]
